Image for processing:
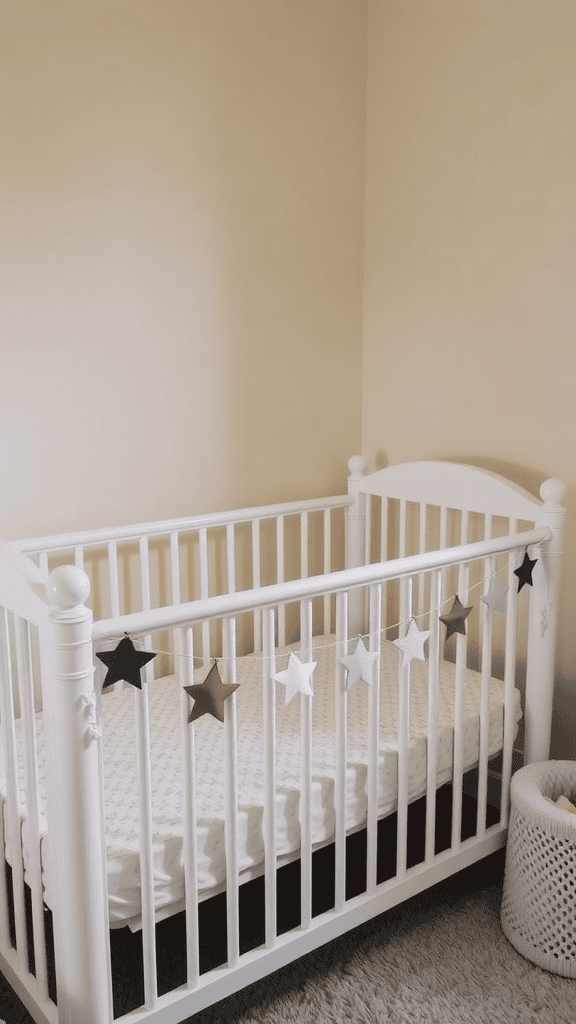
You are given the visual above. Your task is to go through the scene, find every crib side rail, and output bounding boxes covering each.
[92,526,550,641]
[88,519,554,1023]
[14,494,353,644]
[14,494,353,555]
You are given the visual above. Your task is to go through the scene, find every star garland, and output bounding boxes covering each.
[184,660,239,723]
[514,550,538,592]
[273,652,316,703]
[96,634,157,689]
[339,638,378,689]
[94,548,541,720]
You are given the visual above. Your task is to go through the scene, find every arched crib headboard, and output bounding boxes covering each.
[346,456,566,765]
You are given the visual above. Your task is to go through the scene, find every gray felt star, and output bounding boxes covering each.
[184,661,239,723]
[439,595,473,642]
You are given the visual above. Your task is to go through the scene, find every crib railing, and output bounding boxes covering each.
[15,493,353,622]
[85,524,549,1022]
[0,519,556,1024]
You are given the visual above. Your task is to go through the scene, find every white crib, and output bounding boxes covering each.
[0,456,566,1024]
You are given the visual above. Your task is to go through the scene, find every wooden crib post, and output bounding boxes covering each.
[346,455,367,636]
[524,478,566,765]
[42,566,112,1024]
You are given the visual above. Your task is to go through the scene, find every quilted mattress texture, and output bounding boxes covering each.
[1,635,521,930]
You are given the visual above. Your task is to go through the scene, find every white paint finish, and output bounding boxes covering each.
[224,618,239,969]
[334,593,348,912]
[14,617,49,1002]
[300,599,313,930]
[92,527,551,641]
[180,628,200,988]
[359,462,553,523]
[42,583,112,1023]
[367,584,381,891]
[0,609,28,974]
[425,572,442,864]
[263,610,277,948]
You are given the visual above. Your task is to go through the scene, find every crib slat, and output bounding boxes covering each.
[74,545,85,571]
[477,555,494,837]
[323,509,331,634]
[0,609,28,970]
[14,617,49,1002]
[227,523,236,594]
[364,496,372,565]
[451,513,470,850]
[170,531,181,605]
[380,497,388,562]
[252,520,262,652]
[418,503,428,616]
[135,673,157,1008]
[224,617,239,967]
[300,599,313,930]
[199,528,210,660]
[263,609,277,947]
[300,512,308,580]
[380,498,388,636]
[501,523,520,826]
[425,571,442,863]
[137,537,158,1009]
[367,584,382,892]
[398,500,408,638]
[108,540,120,617]
[276,517,286,646]
[180,627,200,987]
[439,507,448,605]
[396,577,412,880]
[0,757,9,954]
[334,592,348,911]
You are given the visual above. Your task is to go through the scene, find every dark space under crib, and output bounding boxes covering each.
[4,775,501,1020]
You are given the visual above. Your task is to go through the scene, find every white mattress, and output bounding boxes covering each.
[1,635,521,930]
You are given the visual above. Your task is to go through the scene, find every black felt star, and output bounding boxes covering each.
[439,595,473,642]
[514,551,538,592]
[96,635,156,689]
[184,661,239,723]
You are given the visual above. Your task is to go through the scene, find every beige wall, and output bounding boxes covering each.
[2,1,574,751]
[363,0,575,755]
[0,0,366,538]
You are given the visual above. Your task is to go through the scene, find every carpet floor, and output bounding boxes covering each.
[1,849,575,1023]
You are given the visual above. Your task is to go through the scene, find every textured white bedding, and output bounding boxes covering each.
[1,635,521,930]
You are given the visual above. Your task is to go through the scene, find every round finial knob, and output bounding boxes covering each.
[348,454,367,477]
[46,565,91,609]
[539,478,566,506]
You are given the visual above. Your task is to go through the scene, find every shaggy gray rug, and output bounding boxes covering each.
[1,851,574,1023]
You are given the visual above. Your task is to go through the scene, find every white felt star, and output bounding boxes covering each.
[273,652,316,703]
[480,577,509,615]
[339,637,378,690]
[393,618,430,668]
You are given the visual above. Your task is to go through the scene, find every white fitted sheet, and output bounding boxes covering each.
[1,635,521,929]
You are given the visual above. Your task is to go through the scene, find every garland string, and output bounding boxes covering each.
[94,558,530,668]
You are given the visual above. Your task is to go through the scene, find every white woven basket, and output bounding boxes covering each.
[501,760,576,977]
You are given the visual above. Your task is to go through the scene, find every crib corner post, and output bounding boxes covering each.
[346,455,367,636]
[524,478,566,766]
[41,566,112,1024]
